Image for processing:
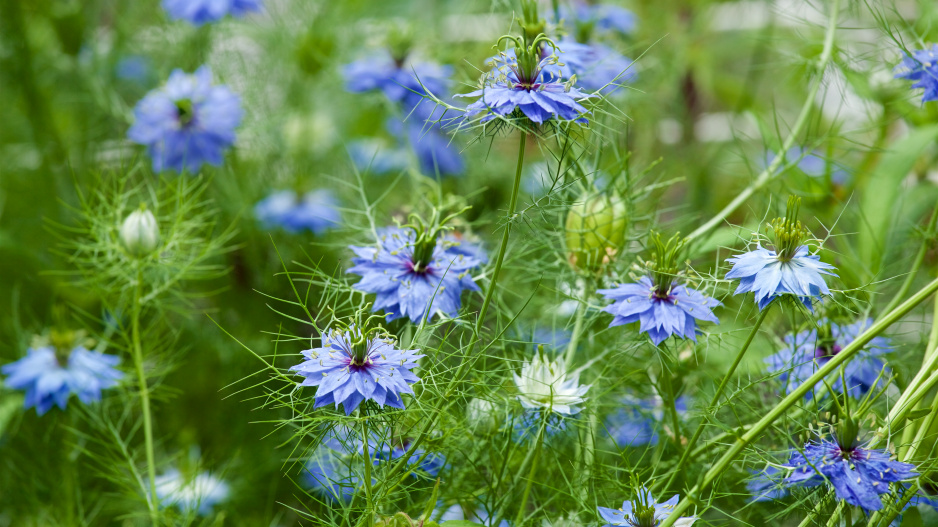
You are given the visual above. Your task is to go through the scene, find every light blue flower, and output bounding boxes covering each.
[606,395,687,448]
[128,66,242,174]
[343,51,452,115]
[598,487,697,526]
[746,465,787,502]
[764,147,850,185]
[162,0,262,26]
[555,38,635,93]
[155,468,230,515]
[254,189,341,235]
[894,44,938,104]
[725,245,836,310]
[2,345,123,415]
[560,2,637,35]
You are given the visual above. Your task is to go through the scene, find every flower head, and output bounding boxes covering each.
[554,39,635,93]
[121,205,161,257]
[598,487,697,527]
[343,51,452,114]
[254,189,341,235]
[784,436,917,511]
[513,353,590,416]
[303,430,367,502]
[162,0,262,26]
[560,2,637,37]
[606,394,687,448]
[2,335,123,415]
[894,44,938,104]
[155,468,230,515]
[128,66,242,173]
[725,197,836,310]
[598,233,720,346]
[765,318,891,399]
[746,465,788,502]
[348,224,483,323]
[290,325,423,415]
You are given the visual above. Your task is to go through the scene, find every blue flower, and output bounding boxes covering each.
[2,345,123,415]
[403,121,465,176]
[303,431,366,502]
[115,55,151,83]
[894,44,938,104]
[348,227,483,323]
[349,139,410,175]
[162,0,262,25]
[764,147,851,185]
[128,66,242,174]
[746,465,788,502]
[511,408,573,444]
[457,51,594,125]
[598,487,697,526]
[290,326,423,415]
[154,468,230,515]
[350,120,464,178]
[343,51,452,114]
[598,276,721,346]
[375,443,447,479]
[765,319,891,399]
[561,2,637,35]
[725,245,836,310]
[784,438,917,511]
[555,39,635,93]
[606,394,687,448]
[254,189,341,235]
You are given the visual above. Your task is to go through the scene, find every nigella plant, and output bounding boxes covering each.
[598,232,721,346]
[290,324,422,415]
[894,44,938,104]
[128,66,242,174]
[343,50,452,114]
[559,2,637,37]
[162,0,262,25]
[725,197,837,310]
[605,394,687,448]
[513,352,590,417]
[154,468,230,516]
[765,318,891,399]
[554,39,635,93]
[254,189,341,235]
[2,331,123,416]
[348,214,483,323]
[598,486,697,527]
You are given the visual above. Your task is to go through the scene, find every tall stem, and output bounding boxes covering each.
[131,266,159,525]
[564,279,590,369]
[513,415,547,526]
[662,307,769,492]
[361,417,374,516]
[658,273,938,527]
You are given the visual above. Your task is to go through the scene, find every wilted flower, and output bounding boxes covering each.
[162,0,262,26]
[2,334,123,415]
[565,190,627,272]
[513,353,590,416]
[606,394,687,448]
[290,325,422,415]
[128,66,242,173]
[155,468,230,515]
[725,197,836,310]
[348,225,483,323]
[894,44,938,104]
[254,189,341,235]
[120,206,160,257]
[598,487,697,527]
[598,233,720,346]
[765,319,891,399]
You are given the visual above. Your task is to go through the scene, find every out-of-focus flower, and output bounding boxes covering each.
[765,319,891,399]
[725,198,836,310]
[606,394,687,448]
[115,55,151,83]
[598,487,697,526]
[513,353,590,416]
[303,430,365,503]
[560,2,637,36]
[2,337,123,416]
[155,468,230,515]
[348,226,483,323]
[120,206,161,257]
[343,51,451,114]
[764,147,850,185]
[162,0,262,26]
[254,189,341,235]
[747,465,788,502]
[555,39,634,93]
[894,44,938,104]
[290,326,422,415]
[128,66,242,174]
[466,398,499,434]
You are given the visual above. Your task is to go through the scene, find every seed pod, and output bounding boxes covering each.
[120,206,160,258]
[564,192,627,273]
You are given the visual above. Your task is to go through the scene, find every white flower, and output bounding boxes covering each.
[513,353,590,416]
[155,468,229,515]
[120,207,160,257]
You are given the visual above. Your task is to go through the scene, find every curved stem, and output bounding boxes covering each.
[658,273,938,527]
[662,307,769,493]
[684,0,841,244]
[131,266,159,525]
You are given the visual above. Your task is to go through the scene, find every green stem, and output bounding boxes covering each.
[684,0,841,244]
[657,274,938,527]
[662,307,769,492]
[131,266,159,525]
[564,279,590,368]
[361,417,374,516]
[513,416,547,526]
[881,209,938,316]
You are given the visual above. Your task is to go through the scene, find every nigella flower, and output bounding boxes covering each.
[155,468,230,515]
[747,465,788,502]
[725,197,836,310]
[2,340,123,416]
[765,319,891,399]
[349,139,410,175]
[894,44,938,104]
[555,39,635,93]
[457,37,594,125]
[162,0,262,26]
[303,430,366,502]
[606,394,687,448]
[512,408,572,443]
[375,442,447,479]
[513,353,590,416]
[598,487,697,527]
[290,326,423,415]
[128,66,242,174]
[343,51,452,113]
[560,2,637,35]
[348,226,483,323]
[784,437,917,511]
[254,189,341,235]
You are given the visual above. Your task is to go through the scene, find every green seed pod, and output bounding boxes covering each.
[564,191,628,273]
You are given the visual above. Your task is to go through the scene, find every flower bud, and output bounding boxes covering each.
[466,398,498,434]
[120,206,160,257]
[564,192,627,273]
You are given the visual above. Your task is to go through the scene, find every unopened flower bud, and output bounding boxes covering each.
[564,192,627,273]
[466,398,498,434]
[120,206,160,257]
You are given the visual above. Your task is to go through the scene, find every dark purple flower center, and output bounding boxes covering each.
[651,286,674,302]
[814,343,842,360]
